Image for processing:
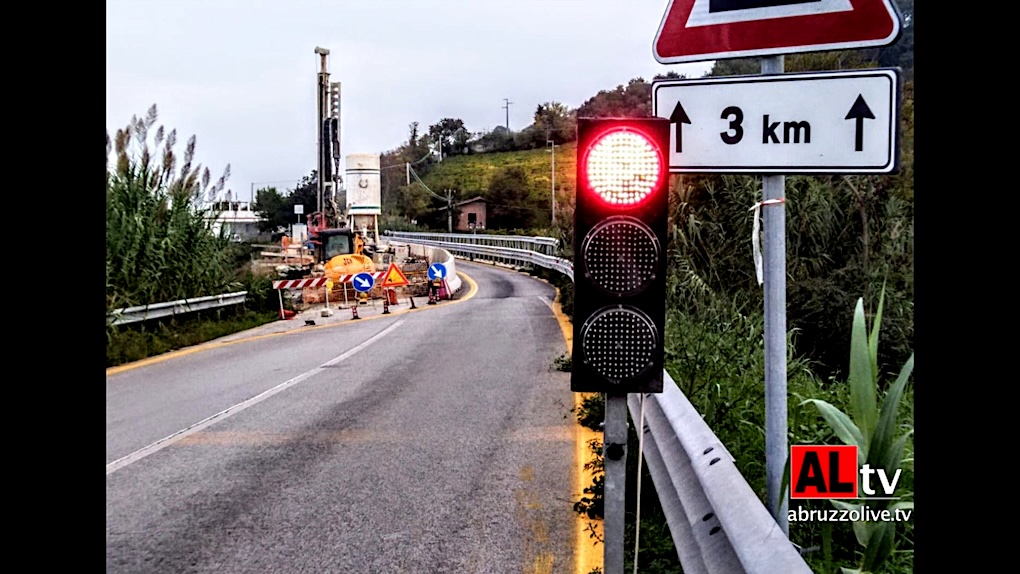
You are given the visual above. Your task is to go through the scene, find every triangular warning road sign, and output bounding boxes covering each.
[381,262,410,287]
[653,0,902,64]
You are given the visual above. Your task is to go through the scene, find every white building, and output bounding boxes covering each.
[205,200,265,241]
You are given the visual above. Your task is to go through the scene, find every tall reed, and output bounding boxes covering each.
[106,104,234,312]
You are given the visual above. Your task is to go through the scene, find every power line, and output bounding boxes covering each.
[380,148,433,170]
[407,164,446,202]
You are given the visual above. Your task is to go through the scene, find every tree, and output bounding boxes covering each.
[288,171,320,219]
[576,78,652,118]
[405,121,432,163]
[252,171,333,232]
[653,70,686,81]
[707,58,762,77]
[532,102,576,145]
[471,125,515,153]
[253,187,286,232]
[487,166,539,229]
[428,118,469,158]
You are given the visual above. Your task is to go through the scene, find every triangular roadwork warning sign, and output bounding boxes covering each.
[381,262,410,287]
[653,0,902,64]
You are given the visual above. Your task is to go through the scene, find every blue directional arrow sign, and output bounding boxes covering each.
[427,263,447,281]
[352,272,375,293]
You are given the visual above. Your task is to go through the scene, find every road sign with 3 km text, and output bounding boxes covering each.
[652,68,900,174]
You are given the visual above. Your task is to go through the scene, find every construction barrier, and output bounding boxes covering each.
[271,277,330,290]
[385,242,462,296]
[271,277,329,319]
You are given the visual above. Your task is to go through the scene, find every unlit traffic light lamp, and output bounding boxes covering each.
[571,117,670,394]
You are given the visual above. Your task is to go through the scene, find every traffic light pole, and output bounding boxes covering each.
[603,393,628,574]
[761,55,789,536]
[571,118,670,574]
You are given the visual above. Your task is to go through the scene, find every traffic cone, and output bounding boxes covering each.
[382,291,391,315]
[351,305,360,320]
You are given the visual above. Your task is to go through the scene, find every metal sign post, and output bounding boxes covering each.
[762,55,789,536]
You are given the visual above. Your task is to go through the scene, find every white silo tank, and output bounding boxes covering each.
[345,153,381,245]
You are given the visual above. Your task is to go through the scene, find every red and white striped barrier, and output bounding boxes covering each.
[272,271,402,320]
[331,271,387,284]
[272,277,329,290]
[272,271,388,290]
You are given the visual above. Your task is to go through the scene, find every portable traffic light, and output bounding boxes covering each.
[571,117,670,394]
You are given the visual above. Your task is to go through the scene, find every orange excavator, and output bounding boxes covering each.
[306,212,375,282]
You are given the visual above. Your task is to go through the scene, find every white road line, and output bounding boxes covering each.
[106,319,406,476]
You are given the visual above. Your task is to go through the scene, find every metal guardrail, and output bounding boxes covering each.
[385,231,574,279]
[384,230,810,574]
[386,231,560,254]
[631,380,810,573]
[108,291,249,326]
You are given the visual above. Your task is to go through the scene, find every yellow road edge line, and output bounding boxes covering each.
[547,287,603,574]
[106,271,479,377]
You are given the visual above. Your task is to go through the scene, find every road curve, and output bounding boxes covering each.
[106,261,580,573]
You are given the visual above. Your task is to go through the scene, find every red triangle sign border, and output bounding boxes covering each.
[653,0,903,64]
[381,262,410,287]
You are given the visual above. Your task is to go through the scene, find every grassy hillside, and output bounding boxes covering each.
[418,142,578,229]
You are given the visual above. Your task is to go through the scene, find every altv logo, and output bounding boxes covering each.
[790,445,902,499]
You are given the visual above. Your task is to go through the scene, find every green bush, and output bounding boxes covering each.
[106,306,278,368]
[799,290,914,573]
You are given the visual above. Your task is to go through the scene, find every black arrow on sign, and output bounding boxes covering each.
[670,101,691,153]
[844,94,875,152]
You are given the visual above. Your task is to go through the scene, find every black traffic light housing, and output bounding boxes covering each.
[571,117,670,394]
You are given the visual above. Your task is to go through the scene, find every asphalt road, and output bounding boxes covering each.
[106,261,579,573]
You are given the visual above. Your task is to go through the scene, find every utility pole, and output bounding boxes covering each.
[502,98,512,131]
[447,189,453,233]
[547,140,556,226]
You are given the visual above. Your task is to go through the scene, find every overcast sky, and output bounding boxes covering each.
[106,0,714,201]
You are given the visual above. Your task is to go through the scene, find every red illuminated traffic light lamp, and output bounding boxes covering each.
[571,117,670,394]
